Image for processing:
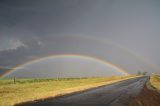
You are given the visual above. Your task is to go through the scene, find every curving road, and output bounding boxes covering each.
[17,76,148,106]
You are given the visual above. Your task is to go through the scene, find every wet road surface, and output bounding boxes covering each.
[17,76,148,106]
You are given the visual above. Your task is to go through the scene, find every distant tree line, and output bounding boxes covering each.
[136,71,147,75]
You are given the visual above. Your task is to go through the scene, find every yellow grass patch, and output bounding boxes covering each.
[150,75,160,91]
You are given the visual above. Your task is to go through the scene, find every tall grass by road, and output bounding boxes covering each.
[0,76,135,106]
[150,74,160,91]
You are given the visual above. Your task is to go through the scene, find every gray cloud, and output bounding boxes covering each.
[0,0,160,74]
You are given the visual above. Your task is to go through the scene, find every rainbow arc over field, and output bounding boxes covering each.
[2,54,129,77]
[48,35,159,71]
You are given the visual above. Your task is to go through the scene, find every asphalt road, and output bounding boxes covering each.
[17,76,148,106]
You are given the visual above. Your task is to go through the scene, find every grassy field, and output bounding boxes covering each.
[0,76,135,106]
[150,74,160,91]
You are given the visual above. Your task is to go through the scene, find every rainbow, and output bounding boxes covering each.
[2,54,129,77]
[1,34,158,77]
[59,34,159,71]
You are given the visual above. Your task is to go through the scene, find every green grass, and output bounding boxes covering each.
[0,76,135,106]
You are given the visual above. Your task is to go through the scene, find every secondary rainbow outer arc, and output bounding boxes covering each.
[2,54,129,77]
[60,34,159,71]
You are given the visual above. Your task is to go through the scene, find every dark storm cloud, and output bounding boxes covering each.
[0,0,160,74]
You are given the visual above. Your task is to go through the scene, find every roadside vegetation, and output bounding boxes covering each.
[150,74,160,91]
[0,75,135,106]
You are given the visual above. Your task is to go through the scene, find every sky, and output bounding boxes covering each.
[0,0,160,75]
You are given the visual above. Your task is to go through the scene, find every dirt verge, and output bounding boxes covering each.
[130,83,160,106]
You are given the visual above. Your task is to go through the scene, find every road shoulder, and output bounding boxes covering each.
[130,76,160,106]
